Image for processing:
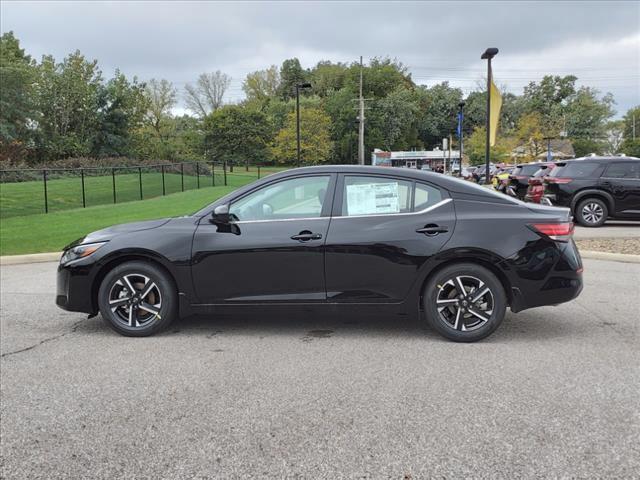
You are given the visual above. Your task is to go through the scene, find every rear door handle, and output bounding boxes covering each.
[291,231,322,242]
[416,225,448,236]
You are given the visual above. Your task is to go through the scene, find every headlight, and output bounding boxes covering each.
[60,242,106,264]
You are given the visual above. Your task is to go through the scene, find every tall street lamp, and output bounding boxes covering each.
[295,82,312,167]
[458,101,465,177]
[481,47,498,184]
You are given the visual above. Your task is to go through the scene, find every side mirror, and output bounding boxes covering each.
[211,204,231,225]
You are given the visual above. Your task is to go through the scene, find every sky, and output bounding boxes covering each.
[2,0,639,117]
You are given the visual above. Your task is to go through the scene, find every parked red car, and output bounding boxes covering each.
[525,164,557,203]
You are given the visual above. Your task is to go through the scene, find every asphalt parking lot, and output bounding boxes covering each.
[1,259,639,478]
[573,221,640,239]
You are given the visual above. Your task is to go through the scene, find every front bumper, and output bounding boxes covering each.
[56,259,98,314]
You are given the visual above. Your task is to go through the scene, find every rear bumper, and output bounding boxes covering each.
[504,239,583,313]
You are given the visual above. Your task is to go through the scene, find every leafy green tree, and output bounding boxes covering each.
[620,106,640,157]
[34,51,103,160]
[308,61,348,97]
[242,66,280,104]
[0,31,37,156]
[92,71,146,157]
[203,105,272,167]
[371,87,420,151]
[278,58,307,101]
[522,75,577,134]
[466,126,514,165]
[271,107,332,164]
[415,82,463,148]
[572,138,603,157]
[565,87,615,142]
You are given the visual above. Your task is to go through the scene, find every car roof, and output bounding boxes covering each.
[267,164,515,199]
[557,156,640,165]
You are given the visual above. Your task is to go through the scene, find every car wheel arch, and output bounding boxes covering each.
[570,189,614,213]
[91,252,178,314]
[415,255,513,312]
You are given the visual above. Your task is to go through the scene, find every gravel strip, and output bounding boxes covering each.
[576,237,640,255]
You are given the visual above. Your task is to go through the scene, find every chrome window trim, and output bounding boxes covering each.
[232,216,327,225]
[332,198,453,220]
[230,198,453,223]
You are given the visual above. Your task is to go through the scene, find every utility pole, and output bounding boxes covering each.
[358,56,365,165]
[633,114,636,140]
[481,48,498,185]
[458,102,465,177]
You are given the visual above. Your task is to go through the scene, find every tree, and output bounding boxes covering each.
[203,105,272,167]
[278,58,307,100]
[564,87,615,142]
[603,120,624,155]
[242,66,280,103]
[523,75,577,133]
[0,31,36,151]
[620,106,640,157]
[514,112,545,161]
[373,87,420,151]
[92,70,146,157]
[308,61,348,97]
[184,71,231,117]
[415,82,463,148]
[466,126,514,165]
[271,107,332,164]
[34,50,103,159]
[143,78,176,141]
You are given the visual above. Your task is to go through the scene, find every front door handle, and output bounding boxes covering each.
[416,224,448,236]
[291,231,322,242]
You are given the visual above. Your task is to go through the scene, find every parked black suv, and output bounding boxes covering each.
[509,162,554,199]
[543,157,640,227]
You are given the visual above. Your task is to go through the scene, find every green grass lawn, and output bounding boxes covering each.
[0,168,271,219]
[0,185,240,256]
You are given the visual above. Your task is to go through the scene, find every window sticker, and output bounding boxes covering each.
[346,182,400,215]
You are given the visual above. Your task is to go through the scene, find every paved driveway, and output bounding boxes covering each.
[574,221,639,239]
[1,260,639,478]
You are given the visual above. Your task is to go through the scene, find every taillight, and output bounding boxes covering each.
[547,177,572,184]
[529,222,575,242]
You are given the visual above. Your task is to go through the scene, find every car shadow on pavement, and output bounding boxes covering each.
[72,306,579,344]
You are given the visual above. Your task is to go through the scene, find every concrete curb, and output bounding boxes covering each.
[579,250,640,264]
[0,252,61,266]
[1,249,639,266]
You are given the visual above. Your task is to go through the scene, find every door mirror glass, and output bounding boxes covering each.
[211,204,231,224]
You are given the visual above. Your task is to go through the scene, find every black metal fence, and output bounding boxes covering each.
[0,161,276,218]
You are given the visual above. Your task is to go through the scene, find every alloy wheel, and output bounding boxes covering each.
[436,275,494,332]
[108,273,162,328]
[581,202,604,224]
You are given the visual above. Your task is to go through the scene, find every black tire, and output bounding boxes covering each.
[98,261,177,337]
[423,263,506,342]
[575,197,608,227]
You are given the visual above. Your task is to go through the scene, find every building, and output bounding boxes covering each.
[371,148,462,171]
[511,138,575,162]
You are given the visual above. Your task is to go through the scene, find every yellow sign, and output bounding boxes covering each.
[489,80,502,146]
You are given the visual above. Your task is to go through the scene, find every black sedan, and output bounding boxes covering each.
[57,166,583,342]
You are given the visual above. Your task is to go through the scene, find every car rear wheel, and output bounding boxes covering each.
[423,263,506,342]
[575,197,608,227]
[98,261,177,337]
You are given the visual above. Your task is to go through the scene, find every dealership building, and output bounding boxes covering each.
[371,148,462,171]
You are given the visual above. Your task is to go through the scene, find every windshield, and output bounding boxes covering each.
[513,164,543,176]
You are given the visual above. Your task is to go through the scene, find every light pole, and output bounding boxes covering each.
[481,47,498,184]
[458,101,465,177]
[295,82,312,167]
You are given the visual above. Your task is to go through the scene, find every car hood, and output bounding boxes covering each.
[65,218,172,249]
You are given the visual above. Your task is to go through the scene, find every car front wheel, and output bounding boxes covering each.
[423,263,506,342]
[98,261,177,337]
[575,197,608,227]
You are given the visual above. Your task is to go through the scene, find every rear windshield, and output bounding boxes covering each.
[532,166,551,178]
[550,162,600,178]
[513,164,542,176]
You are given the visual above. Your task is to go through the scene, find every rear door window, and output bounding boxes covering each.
[341,176,443,216]
[513,164,541,176]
